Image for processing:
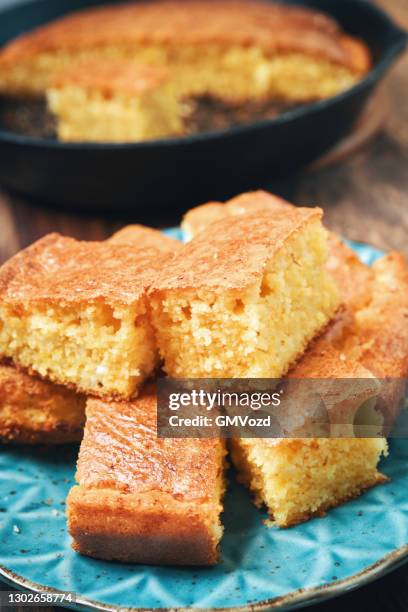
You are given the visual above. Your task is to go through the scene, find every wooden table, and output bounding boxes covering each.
[0,0,407,610]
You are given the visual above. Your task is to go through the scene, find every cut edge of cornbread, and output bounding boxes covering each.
[0,233,161,400]
[150,210,339,379]
[0,363,85,444]
[230,437,388,527]
[0,0,371,101]
[47,59,184,142]
[182,190,376,311]
[1,45,369,100]
[230,251,408,528]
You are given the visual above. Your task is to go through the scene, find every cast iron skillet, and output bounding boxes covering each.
[0,0,406,212]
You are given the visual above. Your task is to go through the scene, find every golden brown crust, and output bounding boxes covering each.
[77,391,224,500]
[0,363,85,444]
[51,59,169,96]
[351,253,408,431]
[0,232,166,306]
[325,233,374,311]
[286,251,408,433]
[355,252,408,379]
[68,387,225,565]
[151,207,323,292]
[67,487,220,565]
[109,224,182,252]
[183,190,374,309]
[288,322,371,380]
[288,253,408,380]
[182,190,293,237]
[0,1,370,74]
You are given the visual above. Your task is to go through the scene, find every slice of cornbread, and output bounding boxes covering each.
[182,190,375,310]
[346,253,408,379]
[109,224,182,253]
[67,387,226,565]
[231,252,408,527]
[344,252,408,431]
[230,342,387,527]
[0,1,370,100]
[231,437,388,527]
[0,225,178,444]
[181,190,293,239]
[0,363,85,444]
[325,233,374,311]
[0,233,163,399]
[47,59,184,142]
[149,208,339,379]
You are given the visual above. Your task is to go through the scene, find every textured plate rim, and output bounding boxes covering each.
[1,240,407,611]
[1,545,408,612]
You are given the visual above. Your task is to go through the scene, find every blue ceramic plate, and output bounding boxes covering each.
[0,238,407,612]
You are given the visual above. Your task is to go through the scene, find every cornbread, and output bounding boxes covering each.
[0,233,164,399]
[0,1,370,101]
[325,233,374,311]
[345,253,408,379]
[67,387,226,565]
[47,59,184,142]
[231,437,388,527]
[0,363,85,444]
[344,252,408,431]
[109,224,182,252]
[183,190,375,309]
[231,252,408,527]
[181,190,293,239]
[149,208,339,379]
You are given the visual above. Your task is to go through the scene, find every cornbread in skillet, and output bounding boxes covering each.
[0,233,163,399]
[67,388,226,565]
[182,190,375,309]
[109,224,182,252]
[149,208,339,379]
[0,1,370,100]
[0,364,85,444]
[47,59,184,142]
[231,252,408,527]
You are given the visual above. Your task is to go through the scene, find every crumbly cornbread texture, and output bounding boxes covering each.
[0,233,164,399]
[231,252,408,527]
[149,208,339,379]
[109,224,182,252]
[231,437,387,527]
[0,363,85,444]
[67,388,226,565]
[47,59,184,142]
[182,190,375,309]
[0,1,370,100]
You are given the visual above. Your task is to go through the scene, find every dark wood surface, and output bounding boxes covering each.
[0,0,407,610]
